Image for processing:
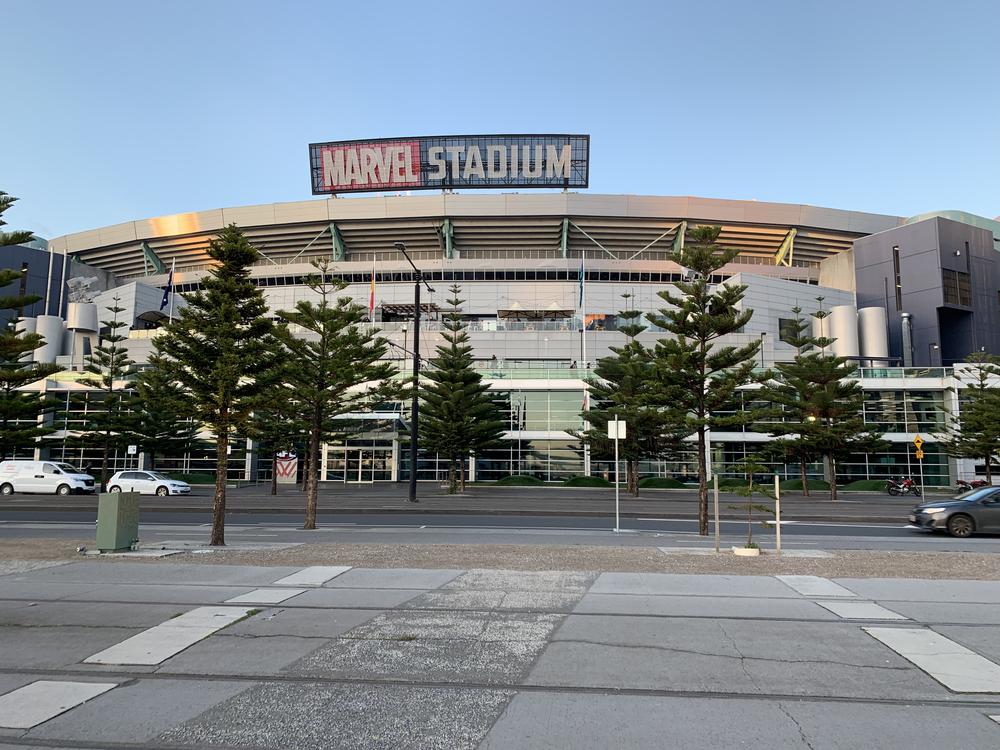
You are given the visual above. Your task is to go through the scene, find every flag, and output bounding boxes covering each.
[578,259,585,308]
[368,256,376,316]
[159,259,175,311]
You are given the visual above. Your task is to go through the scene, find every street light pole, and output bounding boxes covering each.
[395,242,434,504]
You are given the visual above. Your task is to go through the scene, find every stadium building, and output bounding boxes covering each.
[9,135,1000,486]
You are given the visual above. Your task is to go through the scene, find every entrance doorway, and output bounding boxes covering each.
[323,446,394,483]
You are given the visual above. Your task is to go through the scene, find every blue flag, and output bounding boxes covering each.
[159,266,173,311]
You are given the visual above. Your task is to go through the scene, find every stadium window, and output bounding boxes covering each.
[778,319,798,345]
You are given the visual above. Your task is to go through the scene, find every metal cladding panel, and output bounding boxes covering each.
[327,197,388,220]
[687,197,748,223]
[828,304,860,358]
[134,209,225,240]
[274,200,329,224]
[383,195,448,218]
[743,201,804,227]
[848,211,903,235]
[222,204,276,228]
[565,194,630,216]
[64,229,103,253]
[858,306,889,359]
[799,205,853,231]
[99,222,138,246]
[507,193,574,216]
[442,194,509,216]
[625,195,690,218]
[35,315,64,363]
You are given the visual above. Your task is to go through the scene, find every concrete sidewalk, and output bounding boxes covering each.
[2,559,1000,749]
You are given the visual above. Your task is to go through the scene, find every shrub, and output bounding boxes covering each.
[563,476,612,487]
[637,477,686,489]
[494,475,544,486]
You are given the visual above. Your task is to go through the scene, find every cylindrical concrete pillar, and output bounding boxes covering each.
[34,316,65,364]
[66,302,98,332]
[858,307,889,364]
[16,317,37,362]
[828,305,859,358]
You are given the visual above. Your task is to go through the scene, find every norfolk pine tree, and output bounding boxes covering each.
[0,194,63,459]
[577,293,683,495]
[78,296,136,491]
[154,225,278,546]
[647,225,762,535]
[276,260,397,529]
[129,352,202,471]
[420,285,505,494]
[942,352,1000,483]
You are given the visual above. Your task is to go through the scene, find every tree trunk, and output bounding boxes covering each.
[149,450,157,472]
[447,460,457,495]
[303,425,320,530]
[985,456,993,484]
[299,448,309,493]
[827,453,838,503]
[799,460,809,497]
[460,456,467,493]
[627,459,639,496]
[697,426,708,535]
[270,446,278,496]
[100,443,110,494]
[211,426,228,546]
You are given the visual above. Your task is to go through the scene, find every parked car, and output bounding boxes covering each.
[909,486,1000,537]
[107,471,191,496]
[0,460,96,496]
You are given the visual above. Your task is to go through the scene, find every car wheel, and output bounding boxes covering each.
[56,484,71,496]
[155,486,169,497]
[0,483,13,496]
[947,514,975,538]
[109,486,121,493]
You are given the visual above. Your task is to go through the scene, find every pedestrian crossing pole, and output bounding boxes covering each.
[914,435,925,497]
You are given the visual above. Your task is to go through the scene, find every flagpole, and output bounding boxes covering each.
[168,258,176,322]
[580,252,587,369]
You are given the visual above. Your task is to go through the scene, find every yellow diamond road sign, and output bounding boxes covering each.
[913,435,924,449]
[915,449,925,460]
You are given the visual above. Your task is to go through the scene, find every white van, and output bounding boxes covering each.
[0,460,96,496]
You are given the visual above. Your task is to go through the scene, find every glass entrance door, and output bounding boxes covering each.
[324,446,394,483]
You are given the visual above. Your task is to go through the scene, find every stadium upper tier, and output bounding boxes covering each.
[47,194,903,278]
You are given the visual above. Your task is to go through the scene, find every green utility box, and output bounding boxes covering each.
[96,492,140,552]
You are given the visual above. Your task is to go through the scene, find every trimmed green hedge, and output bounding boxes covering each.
[494,475,545,486]
[638,477,686,489]
[160,472,214,485]
[840,479,888,491]
[563,476,613,487]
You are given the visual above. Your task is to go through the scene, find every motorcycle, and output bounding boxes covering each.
[957,479,990,492]
[886,477,921,497]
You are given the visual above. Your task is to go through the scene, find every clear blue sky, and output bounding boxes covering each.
[4,0,998,239]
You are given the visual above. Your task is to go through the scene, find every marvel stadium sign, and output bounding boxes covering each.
[309,134,589,195]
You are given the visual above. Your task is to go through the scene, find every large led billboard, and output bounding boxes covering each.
[309,134,589,195]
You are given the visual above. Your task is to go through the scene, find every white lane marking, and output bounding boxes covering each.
[865,627,1000,693]
[84,607,252,665]
[0,681,118,729]
[816,600,908,620]
[271,566,351,586]
[776,575,858,598]
[225,588,307,604]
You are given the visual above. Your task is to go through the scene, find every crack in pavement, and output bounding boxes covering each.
[718,621,764,693]
[777,701,817,750]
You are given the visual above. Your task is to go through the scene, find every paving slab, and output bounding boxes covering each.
[60,583,252,605]
[225,607,381,638]
[271,565,351,586]
[0,600,186,628]
[481,692,1000,750]
[224,588,307,604]
[926,625,1000,666]
[289,610,561,684]
[160,682,514,750]
[864,627,1000,693]
[590,572,798,598]
[324,567,463,590]
[0,581,104,601]
[11,561,303,586]
[159,633,329,675]
[0,625,144,669]
[27,679,251,743]
[837,578,1000,604]
[84,607,253,665]
[406,589,584,612]
[289,587,422,609]
[573,593,838,620]
[442,569,595,592]
[528,615,950,699]
[0,680,118,729]
[884,601,1000,625]
[0,560,68,578]
[815,600,908,620]
[776,575,858,598]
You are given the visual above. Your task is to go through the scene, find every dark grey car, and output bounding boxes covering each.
[909,486,1000,537]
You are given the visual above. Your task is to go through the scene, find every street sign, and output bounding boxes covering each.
[915,449,925,460]
[127,445,137,456]
[607,420,627,440]
[913,435,924,449]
